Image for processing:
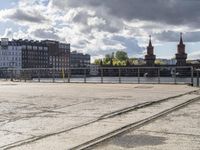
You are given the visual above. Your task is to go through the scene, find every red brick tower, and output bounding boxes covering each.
[145,35,156,66]
[176,33,187,66]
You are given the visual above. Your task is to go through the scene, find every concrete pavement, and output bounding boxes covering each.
[0,81,198,149]
[95,97,200,150]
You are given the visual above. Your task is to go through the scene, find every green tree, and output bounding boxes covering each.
[155,59,166,65]
[115,51,128,61]
[113,59,126,66]
[104,54,112,64]
[129,58,138,65]
[93,59,102,65]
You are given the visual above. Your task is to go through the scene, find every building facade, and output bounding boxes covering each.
[70,51,90,68]
[42,40,70,70]
[0,38,22,69]
[0,38,70,70]
[15,39,49,69]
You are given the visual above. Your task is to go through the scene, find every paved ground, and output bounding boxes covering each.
[95,99,200,150]
[0,81,198,149]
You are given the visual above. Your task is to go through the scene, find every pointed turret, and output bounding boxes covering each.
[147,35,154,55]
[176,33,187,66]
[179,32,184,45]
[145,35,156,66]
[148,35,153,47]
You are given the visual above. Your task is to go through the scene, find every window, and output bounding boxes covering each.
[33,46,37,50]
[27,46,32,49]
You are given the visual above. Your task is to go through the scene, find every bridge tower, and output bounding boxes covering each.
[176,33,187,66]
[145,35,156,66]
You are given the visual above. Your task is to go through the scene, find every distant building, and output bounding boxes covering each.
[175,33,187,66]
[167,59,177,65]
[42,40,70,70]
[187,59,200,65]
[0,38,70,70]
[145,36,156,66]
[90,64,99,76]
[0,38,22,69]
[137,58,146,65]
[16,39,49,69]
[70,51,90,68]
[156,59,177,65]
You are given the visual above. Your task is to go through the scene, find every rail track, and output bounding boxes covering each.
[2,90,199,150]
[71,94,200,150]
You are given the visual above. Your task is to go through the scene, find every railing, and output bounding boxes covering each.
[196,69,200,87]
[0,66,196,86]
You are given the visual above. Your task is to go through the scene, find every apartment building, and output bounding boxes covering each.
[70,51,90,68]
[0,38,71,70]
[0,38,22,69]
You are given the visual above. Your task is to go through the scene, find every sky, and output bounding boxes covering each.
[0,0,200,61]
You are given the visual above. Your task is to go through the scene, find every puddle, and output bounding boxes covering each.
[0,84,18,86]
[134,86,153,89]
[112,134,166,148]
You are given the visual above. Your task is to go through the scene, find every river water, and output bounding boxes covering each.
[31,77,197,85]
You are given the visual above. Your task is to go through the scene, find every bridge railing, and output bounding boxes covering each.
[0,66,196,86]
[196,69,200,87]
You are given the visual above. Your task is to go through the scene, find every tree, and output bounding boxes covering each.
[129,58,138,65]
[104,54,112,64]
[94,59,102,65]
[115,51,128,61]
[113,59,126,66]
[155,59,165,65]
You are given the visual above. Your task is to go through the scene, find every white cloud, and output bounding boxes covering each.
[87,17,106,26]
[188,51,200,60]
[1,0,200,60]
[3,28,13,38]
[0,9,15,21]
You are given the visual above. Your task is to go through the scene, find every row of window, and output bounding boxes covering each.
[0,46,21,50]
[22,45,48,51]
[22,65,48,68]
[59,44,70,49]
[22,52,48,55]
[23,56,48,60]
[22,60,48,63]
[0,57,21,61]
[0,51,21,56]
[50,59,66,62]
[0,62,21,67]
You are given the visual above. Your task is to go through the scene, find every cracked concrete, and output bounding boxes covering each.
[94,100,200,150]
[0,81,198,149]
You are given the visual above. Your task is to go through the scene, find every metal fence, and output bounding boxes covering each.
[196,69,200,87]
[0,66,197,86]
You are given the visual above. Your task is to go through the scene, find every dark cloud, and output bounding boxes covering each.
[51,0,200,27]
[94,19,122,33]
[71,9,122,33]
[81,22,122,34]
[72,10,91,24]
[112,36,144,56]
[155,31,200,42]
[80,35,144,57]
[8,9,48,23]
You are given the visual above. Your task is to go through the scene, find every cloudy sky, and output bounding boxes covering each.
[0,0,200,61]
